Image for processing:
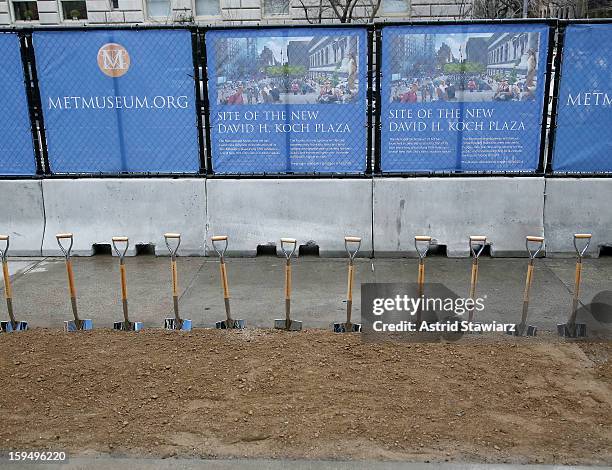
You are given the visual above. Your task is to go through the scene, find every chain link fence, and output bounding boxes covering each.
[1,22,611,177]
[32,28,201,175]
[379,23,552,174]
[204,27,369,175]
[0,32,38,176]
[550,22,612,174]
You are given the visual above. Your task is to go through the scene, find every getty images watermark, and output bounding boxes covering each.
[361,283,513,342]
[361,283,612,342]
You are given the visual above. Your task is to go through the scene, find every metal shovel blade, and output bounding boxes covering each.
[507,324,537,337]
[64,319,93,332]
[557,323,587,338]
[1,320,28,332]
[333,322,362,333]
[215,319,246,329]
[164,318,192,331]
[113,321,144,332]
[274,319,302,331]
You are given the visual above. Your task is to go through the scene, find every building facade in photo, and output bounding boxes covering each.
[0,0,475,26]
[486,32,539,77]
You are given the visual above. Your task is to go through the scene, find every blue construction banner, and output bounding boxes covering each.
[33,30,199,174]
[205,28,368,174]
[553,24,612,173]
[380,24,550,173]
[0,33,37,175]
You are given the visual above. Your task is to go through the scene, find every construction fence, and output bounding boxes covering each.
[0,19,610,177]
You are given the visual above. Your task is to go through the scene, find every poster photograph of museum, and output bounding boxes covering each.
[390,30,541,104]
[214,34,360,106]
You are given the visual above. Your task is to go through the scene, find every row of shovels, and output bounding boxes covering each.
[0,233,362,333]
[0,233,593,338]
[414,234,592,338]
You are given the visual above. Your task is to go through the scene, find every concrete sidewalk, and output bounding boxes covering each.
[3,457,605,470]
[1,254,611,333]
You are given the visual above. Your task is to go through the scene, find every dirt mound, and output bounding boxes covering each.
[0,329,610,465]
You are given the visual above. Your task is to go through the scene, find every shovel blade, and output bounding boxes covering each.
[332,322,362,333]
[215,319,246,329]
[113,321,144,332]
[1,321,28,332]
[164,318,192,331]
[557,323,587,338]
[64,319,93,332]
[274,319,302,331]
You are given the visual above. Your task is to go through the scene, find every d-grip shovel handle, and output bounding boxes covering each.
[56,233,74,258]
[164,233,181,259]
[344,236,361,262]
[280,238,297,261]
[573,233,591,258]
[0,235,9,262]
[525,236,544,260]
[112,237,129,260]
[414,236,432,260]
[211,235,229,259]
[469,235,487,259]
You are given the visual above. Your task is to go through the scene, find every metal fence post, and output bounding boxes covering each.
[545,20,565,174]
[18,30,49,175]
[373,26,382,175]
[191,27,207,176]
[199,27,214,175]
[538,20,559,174]
[366,25,375,175]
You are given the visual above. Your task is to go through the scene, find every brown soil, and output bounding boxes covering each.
[0,329,610,465]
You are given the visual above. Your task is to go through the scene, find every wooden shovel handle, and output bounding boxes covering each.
[346,264,354,302]
[285,264,292,300]
[171,259,179,296]
[2,261,12,299]
[66,259,77,298]
[119,264,128,301]
[523,263,534,302]
[220,261,230,299]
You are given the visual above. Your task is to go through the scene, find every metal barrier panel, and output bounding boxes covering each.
[0,32,37,175]
[32,29,200,174]
[204,27,368,174]
[551,23,612,173]
[379,23,550,173]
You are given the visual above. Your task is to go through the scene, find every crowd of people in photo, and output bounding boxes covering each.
[217,76,359,105]
[217,52,359,106]
[390,74,536,103]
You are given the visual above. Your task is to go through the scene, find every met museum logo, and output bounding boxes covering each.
[97,43,130,78]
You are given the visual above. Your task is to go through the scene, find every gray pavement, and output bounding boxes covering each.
[1,457,607,469]
[1,254,611,334]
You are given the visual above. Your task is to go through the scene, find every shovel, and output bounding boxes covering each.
[111,237,143,332]
[163,233,192,331]
[57,233,93,332]
[414,236,433,325]
[467,235,487,326]
[508,236,544,337]
[333,236,362,333]
[274,238,302,331]
[0,235,28,332]
[212,235,245,329]
[558,233,591,338]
